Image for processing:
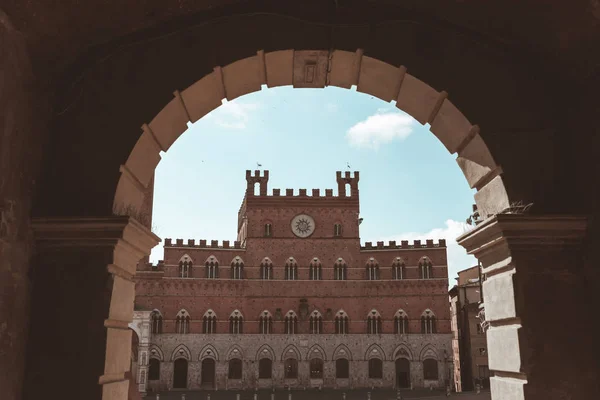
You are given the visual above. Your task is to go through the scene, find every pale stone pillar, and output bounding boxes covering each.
[23,217,159,400]
[458,215,598,399]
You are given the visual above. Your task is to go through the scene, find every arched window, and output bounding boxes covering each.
[423,359,439,380]
[394,310,409,334]
[148,358,160,380]
[229,310,243,334]
[202,310,217,334]
[367,309,382,334]
[335,310,349,334]
[368,358,383,379]
[421,309,437,334]
[260,257,273,280]
[334,223,342,237]
[284,358,298,379]
[336,358,349,379]
[205,255,219,279]
[230,256,244,279]
[150,311,163,334]
[309,258,322,280]
[175,310,191,334]
[334,258,347,280]
[284,311,298,334]
[285,257,298,280]
[419,257,433,279]
[228,358,243,379]
[309,310,323,334]
[259,310,273,334]
[392,257,405,280]
[179,255,193,278]
[366,258,379,280]
[310,358,324,379]
[259,358,272,379]
[264,223,272,237]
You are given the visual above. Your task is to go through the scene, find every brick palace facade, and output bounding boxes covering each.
[130,170,453,392]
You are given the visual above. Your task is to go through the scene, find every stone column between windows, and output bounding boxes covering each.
[23,217,159,400]
[458,214,598,400]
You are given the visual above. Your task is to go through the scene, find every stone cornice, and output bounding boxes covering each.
[457,214,588,255]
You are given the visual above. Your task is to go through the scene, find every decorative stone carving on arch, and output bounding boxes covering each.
[255,344,276,361]
[113,49,509,226]
[306,344,327,361]
[226,345,245,360]
[419,345,439,362]
[148,344,164,361]
[281,344,301,360]
[332,344,353,361]
[364,344,386,360]
[393,344,413,361]
[171,344,191,361]
[179,254,193,263]
[198,344,219,361]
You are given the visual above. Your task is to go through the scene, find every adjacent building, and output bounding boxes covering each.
[130,170,453,392]
[449,265,489,392]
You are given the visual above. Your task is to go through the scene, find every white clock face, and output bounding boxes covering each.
[291,214,315,238]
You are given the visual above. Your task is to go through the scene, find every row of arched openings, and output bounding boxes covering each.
[147,357,439,388]
[150,309,436,334]
[177,255,434,280]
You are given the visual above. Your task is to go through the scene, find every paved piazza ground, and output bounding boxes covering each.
[147,389,491,400]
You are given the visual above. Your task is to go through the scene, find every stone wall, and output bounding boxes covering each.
[144,333,452,391]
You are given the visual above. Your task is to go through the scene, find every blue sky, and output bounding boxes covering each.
[150,85,477,283]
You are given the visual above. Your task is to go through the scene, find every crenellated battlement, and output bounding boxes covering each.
[360,239,446,250]
[164,238,246,249]
[244,170,360,199]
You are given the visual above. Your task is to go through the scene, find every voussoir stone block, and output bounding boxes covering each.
[456,133,498,189]
[180,71,224,124]
[113,175,145,214]
[474,175,511,219]
[108,276,135,322]
[490,376,525,400]
[486,325,522,373]
[357,56,402,102]
[328,50,360,89]
[265,50,294,88]
[104,328,133,375]
[124,131,161,188]
[102,380,130,400]
[429,98,473,153]
[482,271,517,321]
[148,96,189,152]
[223,55,264,101]
[396,74,439,125]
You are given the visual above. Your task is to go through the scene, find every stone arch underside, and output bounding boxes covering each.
[113,49,508,221]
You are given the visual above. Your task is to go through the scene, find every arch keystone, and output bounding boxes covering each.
[357,56,404,102]
[180,70,225,124]
[223,55,264,101]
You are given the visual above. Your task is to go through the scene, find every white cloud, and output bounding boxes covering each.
[213,101,260,129]
[346,109,413,149]
[377,219,477,286]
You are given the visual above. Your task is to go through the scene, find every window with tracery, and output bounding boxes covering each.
[394,310,409,334]
[309,258,322,280]
[419,257,433,279]
[392,257,405,280]
[367,310,382,334]
[366,258,379,280]
[260,257,273,280]
[334,258,347,280]
[175,310,191,334]
[230,256,244,279]
[334,223,342,237]
[309,310,323,334]
[421,309,437,334]
[259,311,273,334]
[179,255,193,278]
[285,257,298,280]
[335,310,349,334]
[202,310,217,334]
[205,256,219,279]
[284,311,298,334]
[150,311,163,334]
[229,310,243,334]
